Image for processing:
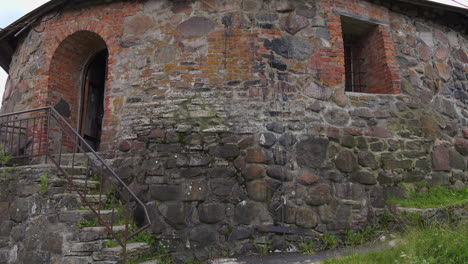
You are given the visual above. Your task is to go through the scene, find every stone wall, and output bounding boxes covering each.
[1,0,467,261]
[0,165,76,264]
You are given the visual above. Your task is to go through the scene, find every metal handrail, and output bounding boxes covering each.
[0,106,151,262]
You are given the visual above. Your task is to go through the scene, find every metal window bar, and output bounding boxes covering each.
[344,42,367,93]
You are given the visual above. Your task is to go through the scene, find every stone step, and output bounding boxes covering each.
[48,153,94,166]
[59,166,88,175]
[56,193,109,207]
[53,193,83,210]
[84,194,109,204]
[394,206,468,221]
[50,155,114,173]
[0,163,92,177]
[59,209,121,224]
[63,256,118,264]
[92,242,151,262]
[62,256,92,264]
[139,260,159,264]
[69,174,91,180]
[70,241,104,254]
[49,178,69,187]
[79,225,126,242]
[72,179,100,190]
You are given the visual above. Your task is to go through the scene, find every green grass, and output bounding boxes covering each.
[343,225,380,247]
[296,238,315,255]
[253,241,271,255]
[128,229,156,244]
[0,147,12,167]
[320,233,339,250]
[104,239,119,248]
[77,218,99,228]
[104,226,156,248]
[389,186,468,209]
[40,173,48,195]
[324,221,468,264]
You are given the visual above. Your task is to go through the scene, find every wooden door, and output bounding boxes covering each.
[80,50,107,151]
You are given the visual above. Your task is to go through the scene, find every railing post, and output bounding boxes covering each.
[8,115,13,154]
[46,107,51,163]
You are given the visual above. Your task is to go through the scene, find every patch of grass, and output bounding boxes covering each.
[379,211,395,229]
[343,225,380,247]
[77,218,99,228]
[128,230,156,244]
[253,241,271,256]
[324,221,468,264]
[0,147,12,167]
[198,245,233,260]
[320,233,339,250]
[343,230,361,247]
[40,173,48,195]
[296,237,315,255]
[104,239,119,248]
[400,212,425,228]
[104,226,156,248]
[389,186,468,209]
[0,146,16,175]
[101,190,123,210]
[88,173,100,182]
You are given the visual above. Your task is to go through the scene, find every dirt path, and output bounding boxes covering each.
[210,243,385,264]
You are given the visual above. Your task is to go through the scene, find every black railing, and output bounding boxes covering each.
[0,106,151,262]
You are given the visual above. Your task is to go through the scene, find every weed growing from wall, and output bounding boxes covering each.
[296,238,315,255]
[0,146,12,167]
[40,173,49,195]
[77,218,99,228]
[253,241,271,255]
[320,233,339,250]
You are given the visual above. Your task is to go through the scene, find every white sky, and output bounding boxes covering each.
[0,0,466,107]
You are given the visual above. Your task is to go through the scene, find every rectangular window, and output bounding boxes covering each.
[340,15,400,94]
[341,16,377,93]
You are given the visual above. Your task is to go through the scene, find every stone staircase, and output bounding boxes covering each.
[50,153,153,264]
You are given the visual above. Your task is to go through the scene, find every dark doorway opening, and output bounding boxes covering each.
[80,50,107,151]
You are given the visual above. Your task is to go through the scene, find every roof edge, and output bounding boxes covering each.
[0,0,68,73]
[0,0,67,42]
[398,0,468,15]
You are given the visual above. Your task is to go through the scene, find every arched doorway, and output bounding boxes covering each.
[48,31,108,151]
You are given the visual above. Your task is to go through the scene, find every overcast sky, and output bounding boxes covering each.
[0,0,466,106]
[0,0,50,105]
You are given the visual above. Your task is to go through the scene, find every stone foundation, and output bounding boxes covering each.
[0,0,467,262]
[0,165,74,264]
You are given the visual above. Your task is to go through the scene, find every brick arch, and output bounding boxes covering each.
[44,18,120,123]
[44,19,118,71]
[48,30,109,130]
